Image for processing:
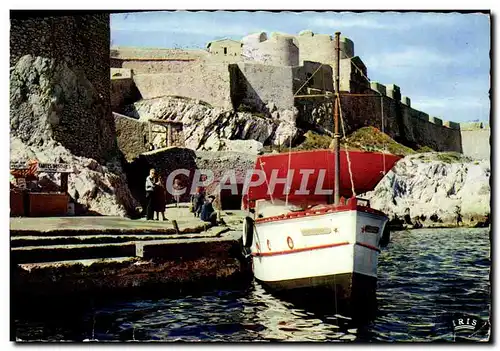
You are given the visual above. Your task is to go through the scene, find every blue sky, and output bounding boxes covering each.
[111,11,490,123]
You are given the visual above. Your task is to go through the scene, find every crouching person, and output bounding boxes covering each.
[200,195,217,226]
[191,187,205,217]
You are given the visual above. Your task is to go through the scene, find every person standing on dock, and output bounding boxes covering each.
[154,175,168,221]
[145,168,156,220]
[173,178,182,207]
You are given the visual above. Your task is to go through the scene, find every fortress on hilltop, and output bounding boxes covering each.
[109,29,488,154]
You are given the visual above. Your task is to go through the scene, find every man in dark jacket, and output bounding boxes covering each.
[145,168,156,220]
[200,195,217,225]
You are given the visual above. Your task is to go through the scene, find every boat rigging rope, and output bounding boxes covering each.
[338,95,357,198]
[324,69,333,196]
[339,47,388,176]
[381,95,387,175]
[258,157,275,205]
[285,128,293,207]
[286,63,330,206]
[293,63,325,96]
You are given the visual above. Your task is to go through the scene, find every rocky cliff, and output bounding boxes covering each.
[10,55,137,216]
[122,96,300,150]
[362,152,490,227]
[10,54,115,163]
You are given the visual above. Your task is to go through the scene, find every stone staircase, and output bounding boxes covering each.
[10,207,245,265]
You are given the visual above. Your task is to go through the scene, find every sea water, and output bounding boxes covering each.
[13,227,491,342]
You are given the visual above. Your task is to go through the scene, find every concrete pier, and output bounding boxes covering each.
[12,242,138,264]
[11,205,251,298]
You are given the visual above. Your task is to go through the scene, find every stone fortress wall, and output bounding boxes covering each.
[229,63,295,111]
[111,48,234,111]
[241,32,299,66]
[295,30,355,92]
[459,122,490,160]
[339,83,462,152]
[207,38,242,57]
[110,68,140,110]
[132,62,233,109]
[111,30,468,153]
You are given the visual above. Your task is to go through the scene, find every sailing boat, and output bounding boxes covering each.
[240,32,401,300]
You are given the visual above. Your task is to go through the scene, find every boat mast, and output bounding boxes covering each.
[333,31,341,205]
[293,31,386,205]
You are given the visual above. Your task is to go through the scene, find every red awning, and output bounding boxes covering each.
[243,149,401,209]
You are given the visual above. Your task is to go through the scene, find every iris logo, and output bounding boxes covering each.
[452,317,479,332]
[449,314,490,341]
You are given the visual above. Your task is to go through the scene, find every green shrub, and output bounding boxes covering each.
[436,152,463,163]
[416,146,435,153]
[342,127,415,156]
[294,131,332,151]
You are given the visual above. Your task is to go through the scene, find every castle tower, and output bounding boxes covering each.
[242,31,299,66]
[296,30,354,64]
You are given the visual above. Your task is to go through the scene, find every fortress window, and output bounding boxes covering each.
[224,47,228,55]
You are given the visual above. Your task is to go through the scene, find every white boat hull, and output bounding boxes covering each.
[250,206,388,294]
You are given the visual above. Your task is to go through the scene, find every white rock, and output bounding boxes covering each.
[266,102,277,113]
[362,153,490,223]
[273,121,298,147]
[125,96,299,152]
[220,139,264,154]
[279,107,298,124]
[202,133,223,151]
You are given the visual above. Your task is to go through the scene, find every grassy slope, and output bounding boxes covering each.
[291,127,417,156]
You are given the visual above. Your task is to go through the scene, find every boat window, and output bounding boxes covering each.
[357,198,370,207]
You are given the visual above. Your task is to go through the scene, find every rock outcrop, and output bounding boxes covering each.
[10,55,115,163]
[218,139,264,154]
[362,152,490,226]
[121,96,300,150]
[11,137,137,217]
[10,55,137,216]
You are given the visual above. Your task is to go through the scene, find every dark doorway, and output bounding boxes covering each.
[220,184,243,210]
